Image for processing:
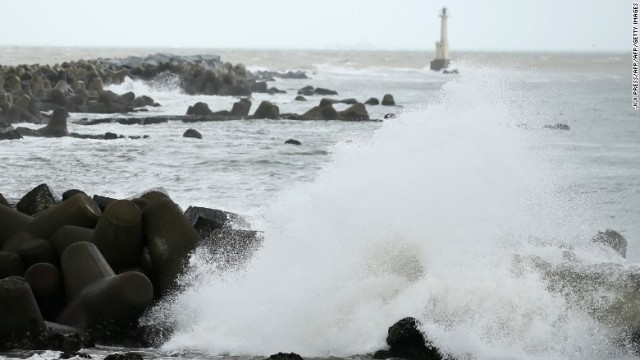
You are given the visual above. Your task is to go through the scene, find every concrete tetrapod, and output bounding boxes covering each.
[143,198,202,297]
[91,200,143,273]
[0,276,46,340]
[57,242,153,331]
[24,262,65,321]
[0,205,32,247]
[27,193,101,241]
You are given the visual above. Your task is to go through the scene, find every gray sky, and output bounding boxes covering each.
[0,0,629,51]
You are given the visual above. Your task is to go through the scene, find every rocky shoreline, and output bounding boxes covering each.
[1,53,398,142]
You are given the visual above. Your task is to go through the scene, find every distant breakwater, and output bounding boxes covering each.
[1,53,399,141]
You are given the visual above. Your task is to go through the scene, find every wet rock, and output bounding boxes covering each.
[132,95,155,108]
[0,121,22,140]
[319,98,357,107]
[268,353,304,360]
[253,100,280,119]
[337,103,369,121]
[285,139,302,145]
[295,95,307,101]
[365,97,380,105]
[268,87,286,94]
[104,132,119,140]
[592,229,627,259]
[381,94,396,106]
[42,322,84,353]
[93,195,117,212]
[544,123,570,130]
[15,126,43,137]
[185,206,250,238]
[103,352,143,360]
[183,128,202,139]
[300,103,338,120]
[380,317,442,360]
[16,183,56,216]
[314,87,338,96]
[297,85,315,96]
[384,113,396,119]
[186,102,214,116]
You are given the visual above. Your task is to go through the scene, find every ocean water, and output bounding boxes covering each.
[0,48,638,360]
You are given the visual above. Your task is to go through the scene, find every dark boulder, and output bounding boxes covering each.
[253,101,280,119]
[301,103,338,120]
[230,98,252,118]
[384,113,396,119]
[294,95,307,101]
[132,95,155,108]
[16,183,56,216]
[0,121,22,140]
[376,317,442,360]
[186,102,214,116]
[337,103,369,121]
[592,229,627,259]
[381,94,396,106]
[103,353,143,360]
[544,123,570,130]
[365,97,380,105]
[38,108,69,137]
[285,139,302,145]
[104,132,119,140]
[314,87,338,96]
[183,128,202,139]
[185,206,249,238]
[268,353,304,360]
[297,85,315,96]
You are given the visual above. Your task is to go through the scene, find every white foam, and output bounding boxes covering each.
[142,65,632,359]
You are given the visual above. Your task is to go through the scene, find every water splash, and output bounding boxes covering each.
[145,66,635,359]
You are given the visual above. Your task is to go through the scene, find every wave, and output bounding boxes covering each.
[143,65,634,359]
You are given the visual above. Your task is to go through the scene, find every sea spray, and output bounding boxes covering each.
[144,67,634,359]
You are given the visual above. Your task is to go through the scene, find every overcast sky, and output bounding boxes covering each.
[0,0,629,51]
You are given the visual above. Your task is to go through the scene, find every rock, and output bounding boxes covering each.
[268,353,304,360]
[230,98,252,117]
[50,89,68,107]
[132,95,155,108]
[544,123,570,130]
[381,94,396,106]
[267,87,286,94]
[314,87,338,96]
[365,97,380,105]
[253,101,280,119]
[297,85,315,96]
[16,183,56,216]
[294,95,307,101]
[185,206,250,238]
[93,195,116,212]
[0,193,9,207]
[384,113,396,119]
[38,108,69,137]
[15,126,43,137]
[301,103,337,120]
[186,102,214,116]
[383,317,442,360]
[337,103,369,121]
[0,121,22,140]
[103,353,143,360]
[199,228,262,270]
[87,78,104,92]
[183,128,202,139]
[285,139,302,145]
[592,229,627,259]
[42,322,84,353]
[104,132,119,140]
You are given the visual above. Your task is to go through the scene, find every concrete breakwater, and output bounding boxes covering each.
[0,53,397,137]
[0,184,261,354]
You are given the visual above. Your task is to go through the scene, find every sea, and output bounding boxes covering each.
[0,47,638,360]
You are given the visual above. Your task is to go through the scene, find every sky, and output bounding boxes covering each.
[0,0,630,51]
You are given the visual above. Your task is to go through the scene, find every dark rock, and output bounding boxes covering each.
[185,206,249,237]
[38,108,69,137]
[251,81,268,93]
[285,139,302,145]
[544,123,570,130]
[592,229,627,259]
[268,353,304,360]
[15,126,43,137]
[104,132,119,140]
[0,121,23,140]
[381,94,396,106]
[314,87,338,96]
[132,95,155,108]
[253,101,280,119]
[186,102,214,116]
[301,103,337,120]
[0,193,9,207]
[230,98,252,117]
[268,87,286,94]
[42,322,84,353]
[93,195,117,212]
[103,353,143,360]
[337,103,369,121]
[50,89,68,107]
[16,183,56,215]
[365,97,380,105]
[297,85,315,96]
[294,95,307,101]
[384,113,396,119]
[183,128,202,139]
[383,317,442,360]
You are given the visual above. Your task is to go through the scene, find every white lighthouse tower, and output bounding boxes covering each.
[430,7,450,71]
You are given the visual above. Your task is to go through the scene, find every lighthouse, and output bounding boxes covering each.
[430,7,450,71]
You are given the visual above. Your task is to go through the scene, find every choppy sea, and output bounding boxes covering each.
[1,47,638,360]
